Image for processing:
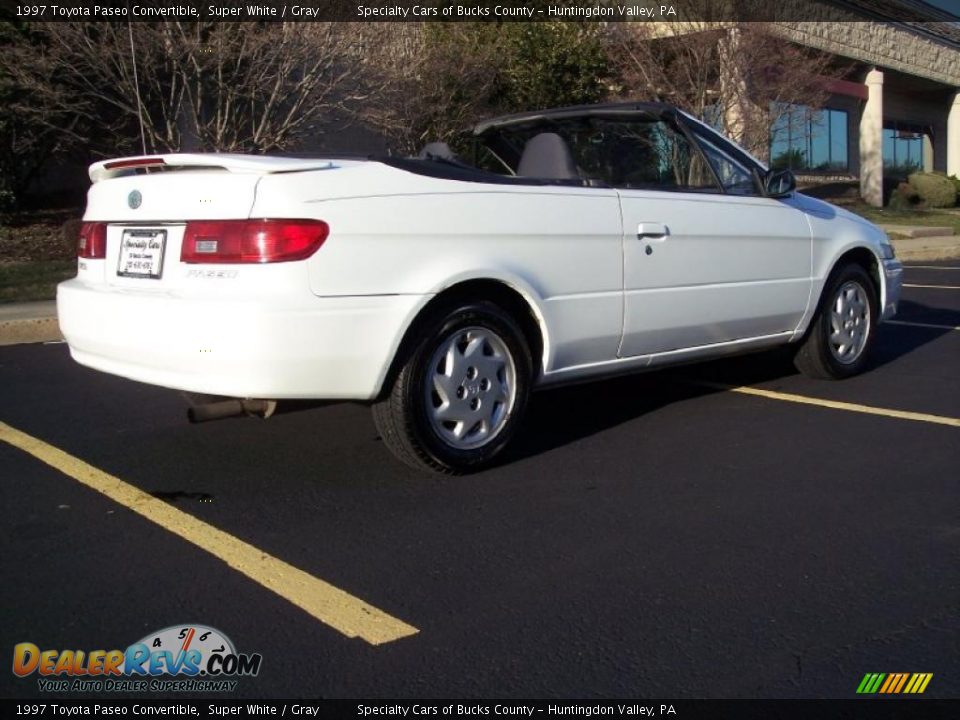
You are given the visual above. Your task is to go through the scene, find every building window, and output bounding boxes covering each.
[883,127,924,175]
[770,104,849,172]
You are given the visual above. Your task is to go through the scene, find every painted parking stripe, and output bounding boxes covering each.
[691,382,960,428]
[902,283,960,289]
[0,421,419,646]
[886,320,960,331]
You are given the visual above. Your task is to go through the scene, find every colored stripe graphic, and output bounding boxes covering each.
[878,674,894,693]
[857,673,933,694]
[893,673,909,693]
[868,673,886,693]
[856,673,885,694]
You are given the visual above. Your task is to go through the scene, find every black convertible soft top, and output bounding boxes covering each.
[386,99,765,189]
[470,101,674,136]
[377,156,599,188]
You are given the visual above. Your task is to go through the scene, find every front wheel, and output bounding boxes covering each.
[373,301,532,474]
[793,262,878,379]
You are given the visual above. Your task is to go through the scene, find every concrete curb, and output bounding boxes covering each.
[0,316,63,346]
[879,224,954,239]
[891,235,960,262]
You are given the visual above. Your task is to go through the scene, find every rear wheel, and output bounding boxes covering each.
[794,262,877,379]
[373,301,532,474]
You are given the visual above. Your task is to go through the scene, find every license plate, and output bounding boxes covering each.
[117,229,167,279]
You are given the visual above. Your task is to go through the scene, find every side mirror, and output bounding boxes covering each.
[765,169,796,197]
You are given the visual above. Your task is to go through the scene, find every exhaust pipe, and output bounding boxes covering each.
[187,398,277,423]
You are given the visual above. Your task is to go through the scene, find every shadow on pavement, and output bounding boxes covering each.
[505,302,955,465]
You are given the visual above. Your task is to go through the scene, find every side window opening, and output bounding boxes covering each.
[444,111,758,192]
[601,118,719,192]
[691,131,761,196]
[474,116,723,192]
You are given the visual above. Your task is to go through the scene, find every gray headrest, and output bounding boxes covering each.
[517,133,580,180]
[418,142,458,161]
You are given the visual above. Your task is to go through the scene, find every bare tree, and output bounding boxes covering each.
[0,23,93,209]
[3,22,372,155]
[352,23,504,155]
[606,21,842,162]
[355,22,610,156]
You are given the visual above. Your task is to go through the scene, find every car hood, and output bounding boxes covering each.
[792,193,882,234]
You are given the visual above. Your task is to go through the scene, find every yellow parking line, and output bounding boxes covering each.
[0,421,419,646]
[903,284,960,290]
[886,320,960,331]
[692,382,960,428]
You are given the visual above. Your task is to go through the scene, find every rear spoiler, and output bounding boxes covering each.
[89,153,335,183]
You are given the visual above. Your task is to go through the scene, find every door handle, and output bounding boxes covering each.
[637,222,669,240]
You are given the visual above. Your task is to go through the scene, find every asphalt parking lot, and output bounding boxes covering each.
[1,261,957,700]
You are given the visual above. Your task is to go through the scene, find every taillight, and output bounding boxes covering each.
[77,222,107,259]
[181,219,329,264]
[103,157,166,171]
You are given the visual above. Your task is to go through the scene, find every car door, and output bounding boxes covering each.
[613,115,812,357]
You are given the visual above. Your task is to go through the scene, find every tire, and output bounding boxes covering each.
[793,262,878,380]
[372,300,533,474]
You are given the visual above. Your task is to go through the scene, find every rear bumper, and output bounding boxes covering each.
[881,257,903,321]
[57,280,426,400]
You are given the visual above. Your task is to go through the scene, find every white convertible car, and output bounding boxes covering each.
[59,102,903,472]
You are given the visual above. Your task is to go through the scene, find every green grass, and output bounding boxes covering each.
[0,260,76,303]
[0,208,81,302]
[843,202,960,234]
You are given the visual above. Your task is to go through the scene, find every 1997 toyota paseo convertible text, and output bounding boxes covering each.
[58,102,903,473]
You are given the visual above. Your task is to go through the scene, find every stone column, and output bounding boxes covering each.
[719,28,747,146]
[948,93,960,177]
[718,27,767,161]
[922,134,933,173]
[859,69,884,207]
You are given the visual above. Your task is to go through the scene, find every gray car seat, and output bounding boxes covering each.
[516,133,581,180]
